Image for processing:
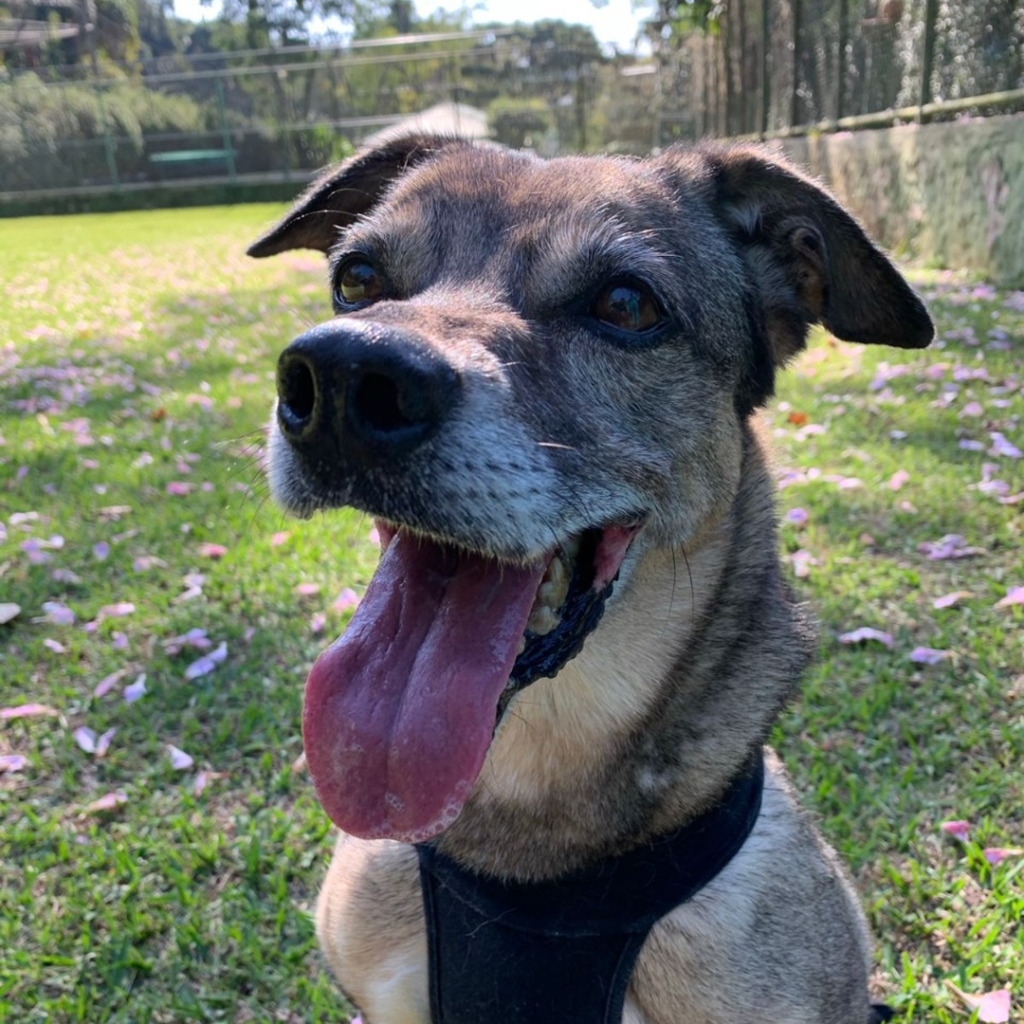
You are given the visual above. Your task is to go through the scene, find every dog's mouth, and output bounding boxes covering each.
[302,520,641,844]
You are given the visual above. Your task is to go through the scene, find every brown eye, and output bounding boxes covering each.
[592,282,663,333]
[335,260,384,307]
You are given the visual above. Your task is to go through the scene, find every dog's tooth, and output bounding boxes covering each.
[516,636,527,656]
[561,535,581,561]
[527,605,559,636]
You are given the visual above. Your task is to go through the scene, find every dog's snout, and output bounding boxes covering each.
[276,322,459,462]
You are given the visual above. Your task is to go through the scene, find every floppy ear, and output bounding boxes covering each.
[247,133,471,258]
[701,144,933,365]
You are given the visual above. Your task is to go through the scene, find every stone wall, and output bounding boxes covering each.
[772,114,1024,286]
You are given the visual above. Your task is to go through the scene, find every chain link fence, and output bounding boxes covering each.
[2,2,1022,200]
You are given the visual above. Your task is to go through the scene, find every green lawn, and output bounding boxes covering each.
[1,206,1021,1024]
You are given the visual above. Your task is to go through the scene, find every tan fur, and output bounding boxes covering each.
[251,136,932,1024]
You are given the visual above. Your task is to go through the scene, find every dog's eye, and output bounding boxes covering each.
[592,282,663,333]
[335,260,384,308]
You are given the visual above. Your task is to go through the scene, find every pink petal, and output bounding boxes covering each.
[167,744,194,770]
[1,703,59,720]
[331,587,361,613]
[933,591,974,609]
[84,791,128,814]
[111,631,129,652]
[889,470,910,491]
[94,669,126,698]
[95,728,116,756]
[788,550,817,578]
[41,601,75,626]
[193,769,229,796]
[184,641,227,680]
[123,674,147,703]
[950,987,1013,1024]
[98,602,135,619]
[198,542,228,559]
[73,727,98,753]
[0,754,27,772]
[133,555,167,572]
[166,481,192,495]
[983,847,1023,866]
[43,638,66,653]
[994,586,1024,610]
[784,508,809,525]
[294,582,321,598]
[310,612,327,635]
[270,531,291,547]
[909,646,951,665]
[988,432,1022,459]
[839,627,894,647]
[941,819,971,842]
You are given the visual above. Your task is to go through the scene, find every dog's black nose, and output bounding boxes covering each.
[276,321,458,462]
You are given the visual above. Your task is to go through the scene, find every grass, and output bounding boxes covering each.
[0,206,1021,1023]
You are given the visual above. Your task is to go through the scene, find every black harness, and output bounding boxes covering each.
[416,755,765,1024]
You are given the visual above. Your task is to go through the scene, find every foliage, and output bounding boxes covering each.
[486,96,551,148]
[0,73,207,191]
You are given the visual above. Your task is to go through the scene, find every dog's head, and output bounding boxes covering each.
[251,135,931,844]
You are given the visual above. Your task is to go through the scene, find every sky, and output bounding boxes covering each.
[171,0,652,51]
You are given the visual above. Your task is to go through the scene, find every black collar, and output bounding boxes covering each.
[415,754,764,1024]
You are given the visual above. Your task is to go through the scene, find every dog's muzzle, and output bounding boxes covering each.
[276,320,459,467]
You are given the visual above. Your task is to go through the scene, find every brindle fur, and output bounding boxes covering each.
[250,135,932,1024]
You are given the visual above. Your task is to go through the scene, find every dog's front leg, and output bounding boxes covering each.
[316,834,430,1024]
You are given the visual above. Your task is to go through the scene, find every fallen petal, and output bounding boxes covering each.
[198,542,228,559]
[946,982,1012,1024]
[933,591,974,609]
[84,791,128,815]
[941,819,971,842]
[0,603,22,624]
[310,612,327,635]
[73,727,97,753]
[94,669,126,698]
[994,586,1024,610]
[784,508,809,526]
[41,601,75,626]
[839,627,894,647]
[270,531,291,547]
[909,646,951,665]
[1,703,59,720]
[193,769,229,796]
[123,674,147,703]
[167,744,194,770]
[95,728,116,757]
[331,587,361,613]
[43,638,66,654]
[0,754,27,772]
[888,470,910,491]
[294,582,321,598]
[984,847,1024,866]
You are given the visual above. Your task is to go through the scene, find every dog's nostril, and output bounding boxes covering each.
[350,372,415,435]
[279,356,317,428]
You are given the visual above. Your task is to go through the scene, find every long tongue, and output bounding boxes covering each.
[303,530,547,843]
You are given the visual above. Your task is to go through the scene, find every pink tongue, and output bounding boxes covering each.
[303,530,547,842]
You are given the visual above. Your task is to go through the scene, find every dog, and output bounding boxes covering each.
[249,134,933,1024]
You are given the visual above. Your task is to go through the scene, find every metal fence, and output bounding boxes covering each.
[1,2,1022,200]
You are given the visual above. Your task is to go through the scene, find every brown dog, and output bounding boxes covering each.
[250,135,932,1024]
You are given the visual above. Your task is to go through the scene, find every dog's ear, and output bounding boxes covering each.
[247,133,470,258]
[699,144,933,365]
